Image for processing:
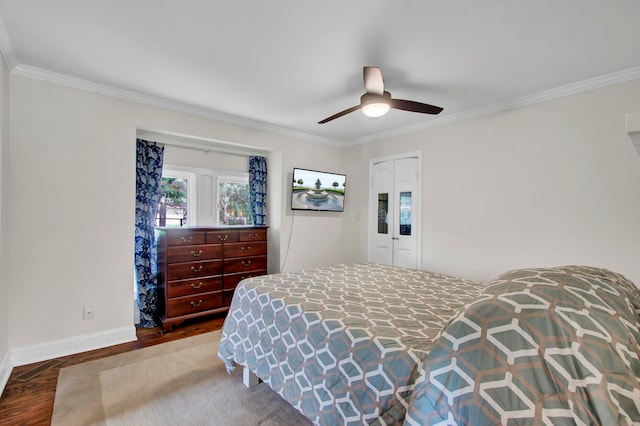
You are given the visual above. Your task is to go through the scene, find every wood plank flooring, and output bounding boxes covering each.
[0,315,226,426]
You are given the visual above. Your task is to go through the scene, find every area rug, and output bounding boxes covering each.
[51,330,312,425]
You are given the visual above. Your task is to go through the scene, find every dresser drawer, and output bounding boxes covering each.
[224,270,267,291]
[167,244,222,263]
[239,229,267,242]
[166,276,223,298]
[223,255,267,274]
[166,291,223,317]
[155,226,268,331]
[167,260,222,280]
[222,291,234,308]
[222,270,266,306]
[206,230,238,243]
[223,241,267,258]
[166,230,206,246]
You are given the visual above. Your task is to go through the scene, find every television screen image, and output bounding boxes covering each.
[291,168,346,212]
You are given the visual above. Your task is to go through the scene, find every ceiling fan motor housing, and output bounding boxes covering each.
[361,91,392,117]
[361,91,392,106]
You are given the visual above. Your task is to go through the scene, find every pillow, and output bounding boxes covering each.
[405,266,640,425]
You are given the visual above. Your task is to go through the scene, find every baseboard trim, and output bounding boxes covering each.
[0,350,11,396]
[10,326,137,367]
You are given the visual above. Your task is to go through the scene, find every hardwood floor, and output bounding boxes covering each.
[0,315,226,426]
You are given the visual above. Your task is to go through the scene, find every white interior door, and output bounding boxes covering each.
[392,158,419,268]
[370,161,394,265]
[369,157,420,269]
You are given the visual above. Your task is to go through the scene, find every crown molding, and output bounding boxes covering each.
[12,63,342,146]
[345,65,640,146]
[10,61,640,148]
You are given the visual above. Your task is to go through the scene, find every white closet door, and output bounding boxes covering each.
[369,157,419,269]
[392,158,419,269]
[370,160,394,265]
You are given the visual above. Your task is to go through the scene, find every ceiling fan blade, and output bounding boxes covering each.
[318,105,361,124]
[363,67,384,95]
[390,99,443,115]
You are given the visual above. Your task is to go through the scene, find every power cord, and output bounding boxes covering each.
[280,210,295,272]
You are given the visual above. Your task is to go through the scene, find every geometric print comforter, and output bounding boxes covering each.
[217,263,487,425]
[218,263,640,425]
[402,265,640,426]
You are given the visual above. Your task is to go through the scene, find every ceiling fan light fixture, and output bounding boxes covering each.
[362,102,390,118]
[360,92,391,118]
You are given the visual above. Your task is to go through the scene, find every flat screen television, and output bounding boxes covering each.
[291,167,346,212]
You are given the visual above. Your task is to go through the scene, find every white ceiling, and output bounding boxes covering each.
[0,1,639,145]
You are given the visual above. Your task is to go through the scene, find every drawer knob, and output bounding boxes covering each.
[181,236,193,243]
[242,260,252,267]
[191,265,203,273]
[241,246,251,252]
[218,234,229,241]
[191,299,203,308]
[191,250,202,257]
[249,233,258,240]
[191,282,203,289]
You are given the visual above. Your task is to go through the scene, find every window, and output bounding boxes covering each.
[399,191,412,235]
[155,166,252,227]
[377,193,388,234]
[218,175,252,226]
[155,169,196,227]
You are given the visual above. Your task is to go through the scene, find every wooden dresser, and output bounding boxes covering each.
[155,226,268,331]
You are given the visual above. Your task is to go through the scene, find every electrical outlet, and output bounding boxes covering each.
[83,305,95,320]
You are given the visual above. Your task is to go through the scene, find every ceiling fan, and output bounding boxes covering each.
[318,66,443,124]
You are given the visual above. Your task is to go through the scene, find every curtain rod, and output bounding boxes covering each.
[163,140,264,158]
[137,130,269,158]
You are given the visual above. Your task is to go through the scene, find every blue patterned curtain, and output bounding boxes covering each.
[249,156,267,226]
[134,139,164,328]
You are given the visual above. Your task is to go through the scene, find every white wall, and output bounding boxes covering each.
[0,50,10,388]
[153,141,251,172]
[346,79,640,285]
[7,75,349,361]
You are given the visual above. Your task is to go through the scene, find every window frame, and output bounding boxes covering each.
[158,168,197,227]
[157,165,251,227]
[217,173,252,226]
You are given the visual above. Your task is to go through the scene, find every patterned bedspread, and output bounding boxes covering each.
[218,264,640,425]
[403,265,640,425]
[217,263,486,425]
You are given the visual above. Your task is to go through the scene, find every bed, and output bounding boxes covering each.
[217,263,640,425]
